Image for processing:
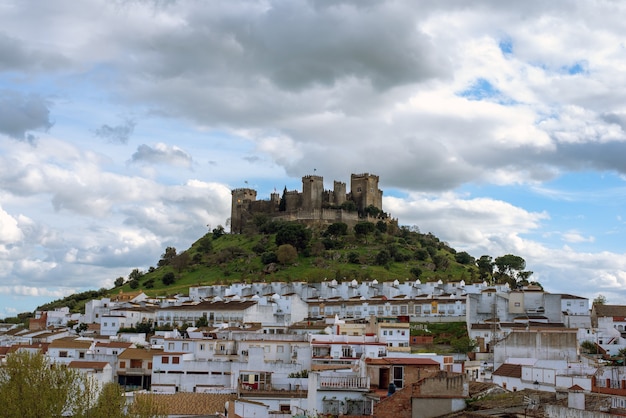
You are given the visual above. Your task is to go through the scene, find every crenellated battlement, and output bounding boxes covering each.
[230,173,385,233]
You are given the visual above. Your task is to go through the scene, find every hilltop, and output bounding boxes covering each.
[33,219,535,315]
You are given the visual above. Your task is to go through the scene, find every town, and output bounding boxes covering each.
[2,277,626,417]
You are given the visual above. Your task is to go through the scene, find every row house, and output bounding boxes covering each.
[307,296,466,320]
[155,300,275,327]
[190,279,509,307]
[466,286,585,346]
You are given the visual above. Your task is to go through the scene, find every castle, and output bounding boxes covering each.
[231,173,386,233]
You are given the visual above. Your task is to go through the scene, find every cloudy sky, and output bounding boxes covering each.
[2,0,626,318]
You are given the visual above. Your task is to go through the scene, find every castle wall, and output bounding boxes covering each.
[230,173,386,233]
[284,191,301,212]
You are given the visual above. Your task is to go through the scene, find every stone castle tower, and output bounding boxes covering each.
[230,173,384,233]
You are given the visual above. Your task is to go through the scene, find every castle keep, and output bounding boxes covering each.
[231,173,384,233]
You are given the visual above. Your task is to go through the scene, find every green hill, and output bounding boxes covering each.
[116,221,481,297]
[33,220,533,315]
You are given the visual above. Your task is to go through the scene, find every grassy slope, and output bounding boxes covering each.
[119,228,480,297]
[39,225,483,313]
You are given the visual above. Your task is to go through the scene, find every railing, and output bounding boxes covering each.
[238,383,307,397]
[319,376,369,390]
[124,368,149,375]
[215,350,237,355]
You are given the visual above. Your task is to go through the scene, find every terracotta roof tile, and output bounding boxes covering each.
[493,363,522,378]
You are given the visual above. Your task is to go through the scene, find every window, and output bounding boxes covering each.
[393,366,404,388]
[514,302,520,307]
[200,344,205,351]
[400,306,407,314]
[59,351,68,358]
[280,405,290,412]
[120,361,126,368]
[162,357,169,364]
[383,330,387,336]
[401,331,406,336]
[277,345,284,353]
[168,342,174,350]
[79,352,85,359]
[104,322,108,327]
[182,343,189,351]
[172,357,180,364]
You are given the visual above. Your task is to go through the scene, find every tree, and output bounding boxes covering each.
[87,382,128,418]
[0,351,123,417]
[279,186,287,211]
[454,251,474,265]
[162,272,176,286]
[347,252,360,264]
[195,316,209,327]
[594,294,607,305]
[354,222,375,242]
[325,222,348,238]
[76,322,89,334]
[114,277,125,287]
[158,246,177,267]
[494,254,526,278]
[410,266,422,279]
[275,222,312,252]
[476,255,494,280]
[451,337,478,354]
[170,252,190,273]
[128,268,143,282]
[276,244,298,265]
[197,235,213,253]
[375,250,391,266]
[212,225,225,239]
[414,248,429,261]
[433,254,450,271]
[363,204,382,218]
[375,220,387,233]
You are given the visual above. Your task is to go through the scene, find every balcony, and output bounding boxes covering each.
[319,376,369,390]
[238,383,307,398]
[215,349,237,355]
[121,367,150,375]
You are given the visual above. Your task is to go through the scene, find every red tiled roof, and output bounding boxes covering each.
[68,361,109,371]
[492,363,522,378]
